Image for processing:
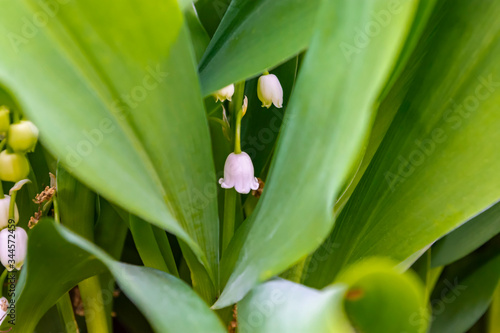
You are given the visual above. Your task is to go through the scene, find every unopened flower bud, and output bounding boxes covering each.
[0,150,30,182]
[0,107,9,134]
[241,96,248,116]
[0,227,28,271]
[257,74,283,108]
[219,152,259,194]
[213,84,235,102]
[0,195,19,229]
[8,120,39,152]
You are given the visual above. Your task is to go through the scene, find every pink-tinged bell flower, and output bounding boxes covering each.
[257,74,283,108]
[219,152,259,194]
[213,84,235,102]
[0,227,27,271]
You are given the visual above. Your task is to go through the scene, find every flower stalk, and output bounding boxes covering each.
[222,82,246,252]
[8,190,17,222]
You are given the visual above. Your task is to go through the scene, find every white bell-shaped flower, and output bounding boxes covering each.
[219,152,259,194]
[0,227,27,271]
[257,74,283,108]
[0,297,8,325]
[213,84,235,102]
[0,195,19,230]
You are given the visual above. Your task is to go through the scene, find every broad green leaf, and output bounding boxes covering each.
[57,164,96,241]
[214,0,418,308]
[0,219,226,333]
[114,293,155,333]
[185,4,210,63]
[432,201,500,267]
[94,198,129,329]
[198,0,320,96]
[304,0,500,288]
[35,305,69,333]
[56,165,111,332]
[238,280,353,333]
[377,0,438,101]
[0,84,20,111]
[177,0,194,11]
[429,248,500,333]
[333,0,438,214]
[1,221,107,332]
[0,0,219,288]
[94,198,128,260]
[238,259,428,333]
[195,0,231,37]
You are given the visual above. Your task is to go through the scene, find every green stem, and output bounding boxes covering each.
[8,191,17,222]
[263,70,270,75]
[130,215,170,273]
[489,284,500,333]
[207,104,221,116]
[53,195,60,224]
[79,277,110,333]
[152,226,179,278]
[0,181,4,199]
[56,293,80,333]
[221,81,246,252]
[222,189,237,252]
[0,138,6,151]
[228,81,245,116]
[0,269,7,297]
[208,116,229,129]
[230,81,245,153]
[234,111,243,154]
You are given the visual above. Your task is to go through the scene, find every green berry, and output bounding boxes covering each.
[0,150,30,182]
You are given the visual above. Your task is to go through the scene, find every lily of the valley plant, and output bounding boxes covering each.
[0,0,498,332]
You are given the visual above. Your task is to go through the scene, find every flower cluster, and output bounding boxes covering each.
[0,106,39,182]
[212,73,283,110]
[0,106,34,277]
[213,72,283,194]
